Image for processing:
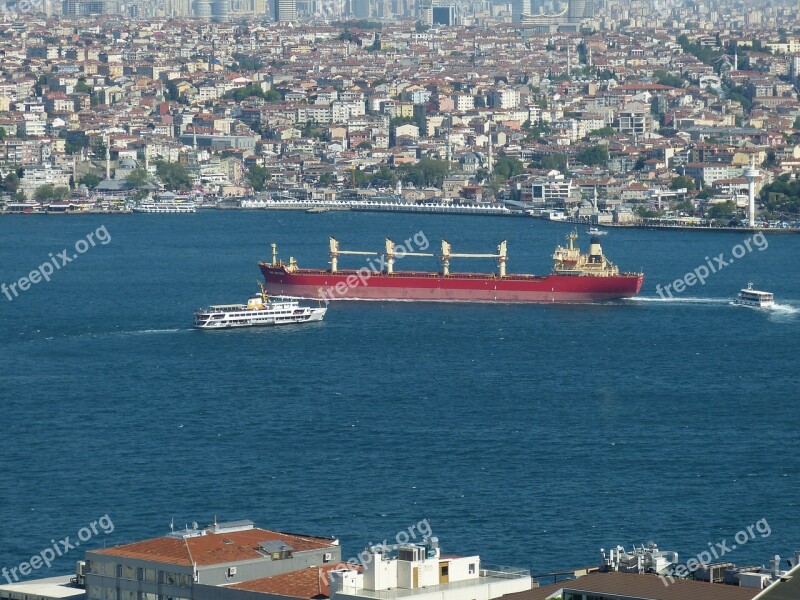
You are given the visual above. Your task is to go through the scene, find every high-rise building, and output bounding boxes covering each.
[511,0,530,20]
[194,0,212,16]
[417,0,432,25]
[274,0,296,20]
[351,0,369,17]
[211,0,229,17]
[567,0,592,21]
[432,4,455,25]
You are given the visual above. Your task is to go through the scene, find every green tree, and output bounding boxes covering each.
[75,79,91,94]
[319,172,336,186]
[493,156,523,180]
[707,199,735,219]
[575,145,608,166]
[671,176,696,191]
[794,116,800,129]
[2,171,19,193]
[245,164,270,191]
[588,126,615,138]
[397,159,450,187]
[79,173,102,189]
[357,141,373,150]
[125,168,150,189]
[34,184,56,202]
[653,70,684,88]
[155,161,191,191]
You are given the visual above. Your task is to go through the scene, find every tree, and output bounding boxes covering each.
[575,145,608,166]
[653,70,684,88]
[493,157,523,180]
[397,159,450,188]
[2,172,19,193]
[794,116,800,130]
[155,161,191,191]
[588,126,615,138]
[357,141,373,150]
[34,184,56,202]
[671,176,696,191]
[318,172,336,187]
[707,200,735,219]
[75,79,91,94]
[245,165,270,191]
[125,168,150,189]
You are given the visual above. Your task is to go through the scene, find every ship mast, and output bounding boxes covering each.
[440,240,507,277]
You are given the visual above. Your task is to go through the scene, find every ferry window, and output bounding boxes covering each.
[468,564,475,574]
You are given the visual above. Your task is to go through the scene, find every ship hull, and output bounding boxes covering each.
[259,265,644,303]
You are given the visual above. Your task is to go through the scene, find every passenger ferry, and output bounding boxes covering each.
[734,283,774,308]
[587,227,608,236]
[194,285,326,329]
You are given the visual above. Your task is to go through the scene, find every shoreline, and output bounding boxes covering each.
[2,208,800,234]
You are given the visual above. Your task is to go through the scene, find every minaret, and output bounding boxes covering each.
[105,135,111,179]
[487,134,493,175]
[567,44,571,78]
[744,159,759,228]
[734,48,738,71]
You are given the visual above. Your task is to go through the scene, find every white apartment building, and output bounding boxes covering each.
[329,540,531,600]
[488,88,520,109]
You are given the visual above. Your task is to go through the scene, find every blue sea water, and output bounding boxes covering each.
[1,211,799,581]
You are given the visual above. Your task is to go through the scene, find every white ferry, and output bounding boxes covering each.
[133,192,199,213]
[193,285,326,329]
[734,283,774,308]
[587,227,608,236]
[133,201,196,213]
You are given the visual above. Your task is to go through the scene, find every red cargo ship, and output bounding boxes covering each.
[259,233,644,303]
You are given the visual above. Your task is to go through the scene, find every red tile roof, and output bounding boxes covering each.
[231,564,360,598]
[92,529,337,567]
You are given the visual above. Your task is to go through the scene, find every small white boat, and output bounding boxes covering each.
[587,227,608,236]
[194,284,326,329]
[734,283,774,308]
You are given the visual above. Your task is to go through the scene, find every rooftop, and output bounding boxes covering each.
[232,564,361,599]
[503,571,761,600]
[91,527,337,567]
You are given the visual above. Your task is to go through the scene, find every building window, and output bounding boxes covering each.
[440,566,449,577]
[143,570,157,584]
[468,564,475,575]
[122,566,136,580]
